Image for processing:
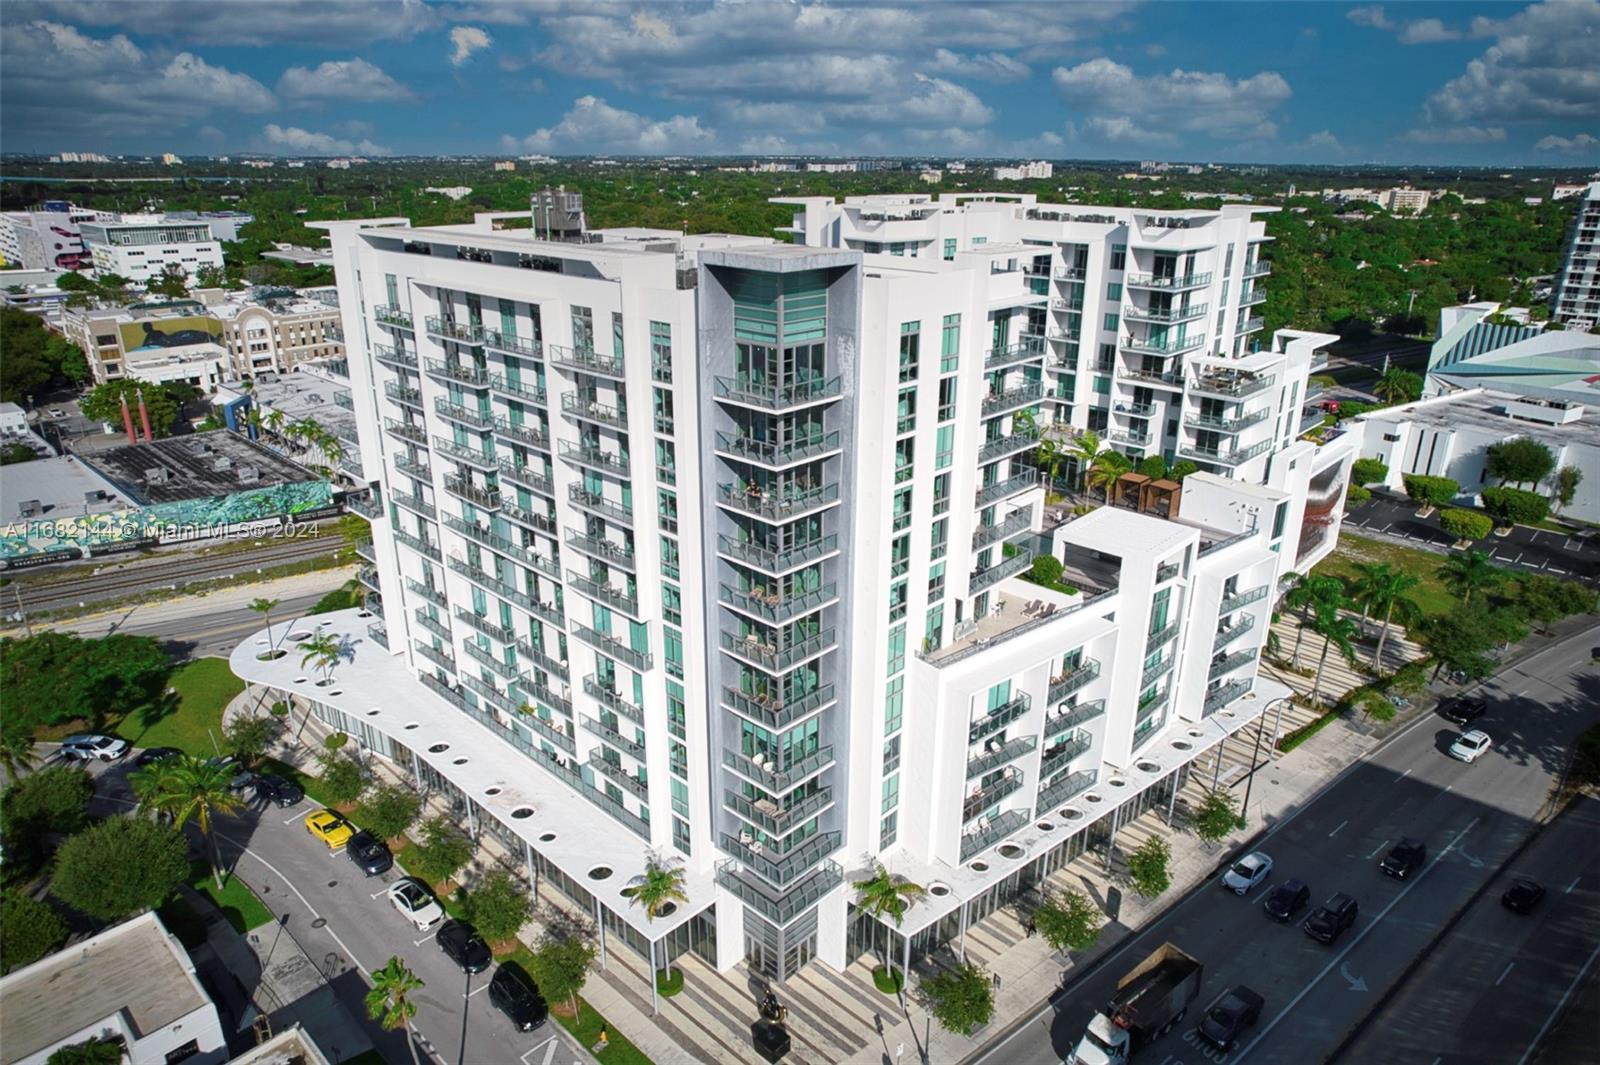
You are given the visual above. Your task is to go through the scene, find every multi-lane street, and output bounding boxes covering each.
[974,628,1597,1065]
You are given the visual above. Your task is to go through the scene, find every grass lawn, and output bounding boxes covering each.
[112,657,245,754]
[503,946,653,1065]
[191,860,275,933]
[1313,532,1463,620]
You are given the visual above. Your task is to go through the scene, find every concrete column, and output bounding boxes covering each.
[817,886,847,970]
[595,898,608,972]
[650,939,659,1016]
[1165,771,1179,827]
[713,892,746,972]
[900,925,912,980]
[524,839,538,904]
[957,899,969,963]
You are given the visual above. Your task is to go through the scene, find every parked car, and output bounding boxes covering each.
[437,919,492,973]
[1449,730,1493,763]
[1439,697,1487,726]
[346,830,393,876]
[1222,852,1273,895]
[1501,878,1546,915]
[488,962,548,1032]
[1198,985,1265,1051]
[253,774,304,807]
[135,746,182,766]
[1304,893,1359,944]
[1380,838,1426,880]
[60,734,130,762]
[388,877,444,931]
[305,809,355,850]
[1263,878,1311,922]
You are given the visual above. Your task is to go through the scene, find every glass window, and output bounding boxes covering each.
[943,238,957,261]
[612,311,625,359]
[1272,500,1289,538]
[936,425,954,469]
[570,306,594,350]
[1093,375,1111,395]
[1103,313,1119,332]
[899,321,920,382]
[1110,244,1126,271]
[881,773,900,814]
[887,624,906,675]
[885,677,904,734]
[1107,282,1122,300]
[880,812,898,849]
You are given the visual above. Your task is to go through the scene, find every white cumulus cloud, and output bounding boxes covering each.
[501,96,716,154]
[278,58,414,103]
[1400,125,1508,144]
[260,123,392,156]
[450,25,491,66]
[1534,132,1598,151]
[1053,58,1291,141]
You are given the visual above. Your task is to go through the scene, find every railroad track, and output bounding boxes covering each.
[4,537,349,612]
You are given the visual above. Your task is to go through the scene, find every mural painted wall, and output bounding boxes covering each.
[119,315,223,353]
[0,479,335,565]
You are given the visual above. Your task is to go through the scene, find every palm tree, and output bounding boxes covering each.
[0,724,37,779]
[250,597,281,649]
[132,754,244,889]
[1374,365,1419,406]
[262,408,286,439]
[1437,550,1504,605]
[1086,450,1133,505]
[1307,602,1360,707]
[1035,437,1066,494]
[1348,563,1421,669]
[1065,429,1103,491]
[854,863,927,983]
[1283,572,1344,667]
[367,956,425,1065]
[299,633,342,684]
[628,855,690,979]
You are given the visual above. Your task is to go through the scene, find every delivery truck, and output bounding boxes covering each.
[1068,943,1203,1065]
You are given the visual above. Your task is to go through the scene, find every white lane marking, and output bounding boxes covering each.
[1234,818,1480,1063]
[1495,962,1516,987]
[1367,839,1390,859]
[1444,782,1454,794]
[371,887,390,899]
[1514,553,1524,564]
[521,1036,558,1065]
[414,929,439,947]
[1328,820,1348,838]
[467,981,492,997]
[1248,878,1276,902]
[1394,768,1412,784]
[283,808,312,825]
[1566,875,1581,895]
[1516,939,1600,1065]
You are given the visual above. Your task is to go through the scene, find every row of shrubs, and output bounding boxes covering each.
[1277,660,1431,753]
[1348,459,1555,530]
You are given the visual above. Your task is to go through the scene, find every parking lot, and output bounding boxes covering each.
[1345,492,1600,584]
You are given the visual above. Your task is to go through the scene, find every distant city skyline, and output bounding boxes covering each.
[1,0,1595,166]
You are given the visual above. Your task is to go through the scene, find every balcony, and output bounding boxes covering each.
[513,707,576,755]
[967,735,1038,779]
[490,374,547,406]
[1126,271,1212,290]
[970,549,1033,595]
[1141,653,1176,688]
[565,530,634,571]
[716,482,840,523]
[1213,614,1257,649]
[720,830,842,890]
[432,437,497,471]
[566,570,640,616]
[722,745,835,794]
[356,565,381,592]
[717,533,839,576]
[1037,768,1097,811]
[443,517,521,558]
[502,501,557,536]
[582,677,644,725]
[721,628,837,674]
[977,429,1040,465]
[1220,585,1269,614]
[1177,438,1274,466]
[558,441,629,476]
[434,399,494,430]
[374,343,417,369]
[1209,646,1258,678]
[723,788,834,839]
[424,358,490,387]
[549,344,626,379]
[969,693,1032,743]
[720,582,838,625]
[413,608,452,642]
[1189,372,1275,400]
[580,715,645,761]
[560,393,629,430]
[367,623,388,650]
[1114,401,1155,418]
[1243,260,1271,278]
[1204,678,1253,714]
[1121,332,1207,357]
[384,382,423,411]
[972,509,1032,552]
[959,808,1031,862]
[1147,619,1182,652]
[1054,266,1087,281]
[1047,660,1101,704]
[462,639,517,680]
[414,641,456,672]
[482,329,542,359]
[1050,296,1085,312]
[722,684,837,731]
[494,417,550,452]
[1039,731,1092,778]
[374,305,413,330]
[1109,427,1152,447]
[1123,302,1207,324]
[462,674,516,712]
[405,578,448,607]
[1044,699,1105,737]
[394,453,431,480]
[982,382,1045,417]
[714,374,843,411]
[1119,367,1186,390]
[1185,407,1269,433]
[571,624,652,671]
[454,609,515,645]
[716,859,842,926]
[424,316,485,346]
[974,468,1039,507]
[442,474,500,510]
[963,769,1025,822]
[984,338,1047,371]
[517,640,568,681]
[567,485,633,527]
[384,418,427,446]
[497,461,554,498]
[714,430,842,469]
[447,558,538,614]
[590,754,648,801]
[392,529,442,561]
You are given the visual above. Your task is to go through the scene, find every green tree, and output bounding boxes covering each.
[357,782,422,841]
[464,869,531,945]
[1,764,94,847]
[315,750,366,807]
[366,956,424,1065]
[1,891,68,973]
[1486,437,1556,489]
[1402,475,1459,510]
[1437,549,1505,605]
[222,714,280,765]
[920,961,995,1035]
[1030,888,1103,953]
[195,265,227,289]
[409,815,473,886]
[1423,607,1520,681]
[249,597,281,650]
[0,719,38,780]
[1086,450,1133,504]
[1350,457,1390,485]
[46,1037,124,1065]
[1307,601,1360,706]
[1553,464,1583,516]
[131,753,244,890]
[51,816,189,920]
[1481,486,1550,527]
[1374,366,1423,405]
[79,380,180,438]
[1168,459,1199,482]
[1136,454,1169,480]
[1348,563,1422,669]
[854,862,927,984]
[1192,789,1240,844]
[628,855,690,978]
[1439,508,1493,543]
[146,264,191,299]
[1126,835,1173,898]
[1035,437,1066,492]
[0,632,171,732]
[1511,574,1598,633]
[530,932,598,1020]
[1283,573,1345,667]
[1029,554,1066,589]
[1065,429,1103,490]
[298,633,342,684]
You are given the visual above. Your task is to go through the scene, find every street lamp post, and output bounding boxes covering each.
[1239,716,1266,826]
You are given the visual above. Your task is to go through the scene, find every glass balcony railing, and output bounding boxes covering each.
[967,735,1038,779]
[1047,660,1101,704]
[963,769,1026,822]
[713,374,843,411]
[1126,271,1212,290]
[960,809,1031,861]
[1044,700,1105,737]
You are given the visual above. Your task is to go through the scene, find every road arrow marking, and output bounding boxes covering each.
[1339,962,1368,992]
[1458,847,1485,869]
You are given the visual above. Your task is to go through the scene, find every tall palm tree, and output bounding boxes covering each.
[366,956,425,1065]
[250,597,281,649]
[1283,573,1344,667]
[1348,563,1421,668]
[1307,602,1360,707]
[854,863,927,982]
[1086,450,1133,505]
[628,855,690,979]
[1373,365,1419,406]
[1035,437,1066,493]
[132,754,244,889]
[1437,549,1504,605]
[1066,429,1103,491]
[0,723,37,779]
[299,633,342,684]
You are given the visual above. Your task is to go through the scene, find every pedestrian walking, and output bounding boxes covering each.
[1025,915,1037,937]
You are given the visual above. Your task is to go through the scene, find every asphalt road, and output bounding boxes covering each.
[973,627,1598,1065]
[44,589,332,659]
[1345,494,1600,585]
[1334,797,1600,1065]
[79,758,589,1065]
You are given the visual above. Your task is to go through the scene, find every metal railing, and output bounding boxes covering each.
[722,745,835,794]
[1219,585,1269,613]
[960,808,1030,860]
[565,530,635,571]
[1037,768,1096,811]
[1209,646,1258,678]
[565,570,640,616]
[723,787,833,839]
[981,382,1045,417]
[1213,614,1257,649]
[571,624,652,671]
[1177,438,1274,466]
[1188,373,1276,400]
[1039,731,1091,778]
[1125,271,1212,290]
[970,549,1033,595]
[1204,678,1253,714]
[714,430,841,468]
[424,316,485,345]
[424,358,490,386]
[720,628,837,673]
[548,344,625,378]
[1048,660,1101,703]
[1122,332,1207,357]
[719,582,837,625]
[1124,302,1207,324]
[716,534,838,575]
[1185,407,1269,433]
[582,677,644,725]
[713,374,843,411]
[716,859,842,926]
[977,429,1041,465]
[975,468,1039,507]
[1044,700,1105,737]
[967,735,1038,779]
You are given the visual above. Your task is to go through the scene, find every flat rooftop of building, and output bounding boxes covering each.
[226,1026,331,1065]
[1364,388,1600,449]
[81,430,320,505]
[245,369,360,447]
[0,452,126,520]
[1059,502,1200,559]
[261,246,334,265]
[0,912,210,1064]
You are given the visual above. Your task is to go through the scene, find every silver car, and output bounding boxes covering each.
[60,734,130,762]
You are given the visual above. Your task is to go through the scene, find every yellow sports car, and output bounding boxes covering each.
[306,809,355,850]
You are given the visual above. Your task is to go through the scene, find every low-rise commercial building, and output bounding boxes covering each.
[79,216,224,283]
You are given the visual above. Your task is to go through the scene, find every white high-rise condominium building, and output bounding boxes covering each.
[232,194,1355,986]
[1552,181,1600,329]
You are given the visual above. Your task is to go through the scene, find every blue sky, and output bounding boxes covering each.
[2,1,1596,164]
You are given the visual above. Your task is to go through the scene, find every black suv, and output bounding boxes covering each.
[345,830,393,876]
[254,774,305,807]
[1501,878,1546,914]
[1439,696,1487,726]
[437,919,492,974]
[1263,878,1311,922]
[1198,985,1264,1051]
[1304,893,1359,944]
[488,962,548,1032]
[1380,838,1426,880]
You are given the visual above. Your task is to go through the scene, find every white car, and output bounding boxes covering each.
[59,734,130,762]
[387,877,444,930]
[1221,852,1274,895]
[1449,729,1493,763]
